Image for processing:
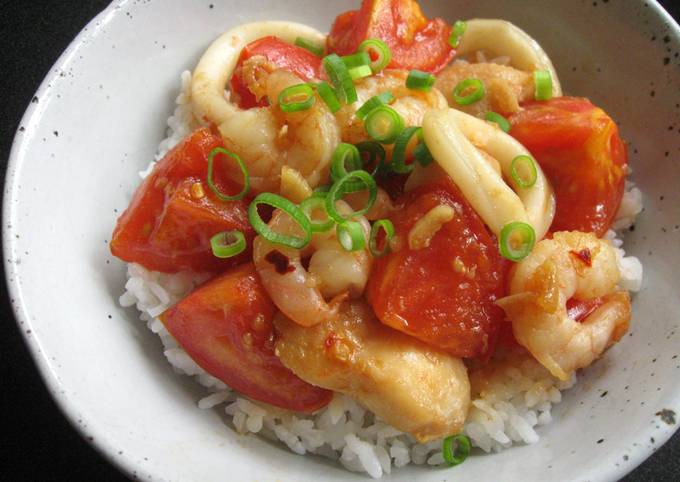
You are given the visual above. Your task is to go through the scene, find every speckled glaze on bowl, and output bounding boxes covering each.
[3,0,679,480]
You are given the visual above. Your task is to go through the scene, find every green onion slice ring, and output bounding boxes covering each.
[510,154,538,188]
[325,170,378,223]
[358,38,392,73]
[337,220,366,251]
[300,194,335,233]
[369,219,395,257]
[210,230,246,258]
[278,83,315,113]
[364,105,405,144]
[499,221,536,261]
[405,69,436,92]
[323,53,358,104]
[392,126,422,174]
[448,20,468,48]
[534,70,553,101]
[207,147,250,201]
[294,37,324,56]
[442,434,471,466]
[485,111,511,133]
[452,78,485,105]
[248,193,312,249]
[315,81,341,113]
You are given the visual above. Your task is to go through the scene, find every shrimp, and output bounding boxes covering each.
[217,67,340,192]
[436,60,534,116]
[252,201,372,327]
[191,22,339,192]
[497,231,631,381]
[335,70,448,145]
[273,300,470,442]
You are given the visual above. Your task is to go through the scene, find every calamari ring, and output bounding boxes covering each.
[191,21,326,125]
[422,108,555,239]
[457,19,563,96]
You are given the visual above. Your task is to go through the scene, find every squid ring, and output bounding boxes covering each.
[457,19,563,96]
[422,108,555,239]
[191,21,326,125]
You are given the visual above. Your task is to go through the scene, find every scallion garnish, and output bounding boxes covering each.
[210,230,246,258]
[414,140,433,167]
[406,70,436,92]
[356,92,395,121]
[294,37,324,56]
[300,194,335,233]
[442,434,471,466]
[499,221,536,261]
[452,78,485,105]
[369,219,395,257]
[533,70,553,101]
[315,81,341,113]
[392,126,422,174]
[448,20,467,48]
[278,83,315,113]
[330,143,364,193]
[325,170,377,222]
[341,51,371,69]
[323,53,357,104]
[348,64,373,81]
[358,39,392,73]
[207,147,250,201]
[485,111,511,133]
[248,193,312,249]
[337,220,366,251]
[510,155,538,188]
[364,105,404,144]
[356,141,387,177]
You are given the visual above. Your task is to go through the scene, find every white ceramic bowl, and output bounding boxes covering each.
[4,1,680,480]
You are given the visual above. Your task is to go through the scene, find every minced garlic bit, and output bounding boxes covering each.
[408,204,456,250]
[190,181,206,200]
[280,165,313,203]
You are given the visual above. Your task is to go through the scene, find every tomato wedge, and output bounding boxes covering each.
[328,0,454,73]
[110,128,254,273]
[509,97,627,237]
[230,36,323,109]
[160,263,332,412]
[367,180,507,359]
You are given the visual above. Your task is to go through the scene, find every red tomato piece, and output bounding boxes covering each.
[367,180,507,358]
[328,0,455,73]
[509,97,627,237]
[160,263,332,412]
[110,128,254,273]
[230,36,323,109]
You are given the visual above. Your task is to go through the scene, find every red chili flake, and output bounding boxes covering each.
[570,248,592,267]
[324,331,337,349]
[264,249,295,274]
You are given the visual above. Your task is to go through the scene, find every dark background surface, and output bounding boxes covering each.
[1,1,678,481]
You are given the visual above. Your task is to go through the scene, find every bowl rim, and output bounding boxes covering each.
[3,1,680,480]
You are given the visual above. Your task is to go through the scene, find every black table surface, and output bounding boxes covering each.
[1,1,679,481]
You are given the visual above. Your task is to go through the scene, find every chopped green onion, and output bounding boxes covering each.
[364,105,404,144]
[323,53,358,104]
[358,38,392,73]
[356,141,387,176]
[406,70,436,92]
[330,143,364,193]
[510,155,538,188]
[442,434,471,466]
[300,195,335,233]
[499,221,536,261]
[369,219,394,257]
[325,170,377,222]
[315,81,341,113]
[414,141,433,167]
[392,127,422,174]
[342,51,371,69]
[210,230,246,258]
[448,20,467,48]
[452,78,485,105]
[348,65,373,80]
[337,220,366,251]
[485,111,511,133]
[356,92,395,121]
[294,37,324,56]
[207,147,250,201]
[278,83,315,113]
[534,70,553,101]
[248,193,312,249]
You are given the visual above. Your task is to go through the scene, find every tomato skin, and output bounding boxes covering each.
[110,128,254,273]
[160,263,332,412]
[367,180,507,359]
[230,36,323,109]
[328,0,454,74]
[509,97,627,237]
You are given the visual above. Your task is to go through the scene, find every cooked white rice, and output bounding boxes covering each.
[119,71,644,478]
